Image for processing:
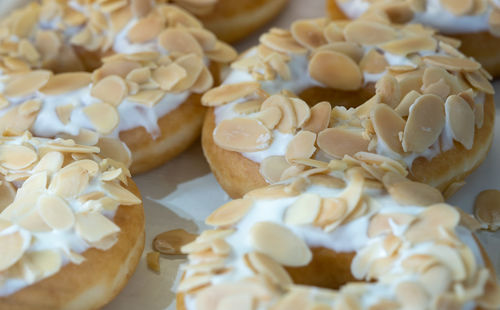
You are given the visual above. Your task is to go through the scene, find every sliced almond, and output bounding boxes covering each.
[255,106,282,130]
[344,21,397,45]
[284,193,321,225]
[49,166,89,198]
[309,50,362,91]
[153,229,197,255]
[464,70,494,95]
[206,199,253,227]
[201,82,260,107]
[285,131,316,164]
[0,144,37,170]
[445,95,474,149]
[291,20,327,50]
[55,104,74,125]
[40,72,91,95]
[259,32,307,54]
[0,232,26,271]
[375,74,401,109]
[423,55,481,72]
[379,36,437,56]
[4,71,51,98]
[360,49,389,74]
[214,118,271,152]
[100,181,141,205]
[318,128,369,158]
[371,104,405,154]
[38,194,75,231]
[91,75,128,106]
[127,12,164,43]
[247,251,292,287]
[158,28,203,56]
[83,102,119,134]
[385,178,444,206]
[75,212,120,243]
[302,101,331,133]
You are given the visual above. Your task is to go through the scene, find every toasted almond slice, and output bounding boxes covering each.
[91,75,128,106]
[49,165,89,198]
[247,251,292,287]
[35,30,61,61]
[94,60,142,81]
[396,282,429,310]
[75,212,120,243]
[360,49,389,74]
[290,98,310,127]
[33,152,63,173]
[291,20,327,50]
[126,67,151,84]
[158,28,203,56]
[323,23,345,43]
[191,66,214,93]
[0,232,26,271]
[285,131,316,164]
[284,193,321,225]
[153,229,197,255]
[127,12,164,43]
[255,106,282,130]
[38,194,75,231]
[315,197,347,227]
[302,101,331,133]
[40,72,91,95]
[375,74,401,109]
[4,71,52,98]
[250,221,311,266]
[385,179,444,206]
[474,189,500,231]
[152,63,187,91]
[204,41,238,63]
[100,181,141,205]
[423,55,480,72]
[171,54,204,92]
[371,104,405,154]
[309,50,362,91]
[127,89,165,107]
[214,118,271,152]
[318,128,369,158]
[260,32,307,54]
[83,102,119,134]
[344,20,397,45]
[259,156,290,183]
[423,79,450,101]
[317,42,364,63]
[395,90,420,117]
[206,199,253,227]
[187,28,217,51]
[54,104,74,125]
[402,94,445,153]
[202,82,260,107]
[445,95,474,150]
[131,0,151,17]
[261,95,297,133]
[379,36,437,56]
[0,144,37,170]
[440,0,474,15]
[464,70,494,95]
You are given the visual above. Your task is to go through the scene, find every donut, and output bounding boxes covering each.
[0,1,237,174]
[176,156,500,310]
[201,16,495,198]
[0,132,144,309]
[171,0,291,43]
[327,0,500,77]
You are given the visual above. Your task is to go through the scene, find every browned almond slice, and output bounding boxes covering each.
[309,50,362,91]
[344,20,397,45]
[36,30,61,61]
[38,194,75,230]
[318,128,369,158]
[191,66,214,93]
[360,49,389,74]
[440,0,474,15]
[379,36,437,56]
[464,70,494,94]
[371,104,405,154]
[376,74,401,108]
[127,90,165,107]
[95,60,142,81]
[4,71,52,98]
[259,156,290,183]
[158,28,203,56]
[152,63,187,91]
[423,55,480,72]
[206,198,253,227]
[395,90,420,117]
[302,101,331,133]
[187,28,217,51]
[291,19,327,50]
[285,131,316,164]
[247,251,292,287]
[201,82,260,107]
[91,75,128,106]
[261,95,297,133]
[204,41,238,63]
[127,12,164,43]
[250,221,311,266]
[256,106,282,129]
[40,72,91,95]
[153,229,197,255]
[0,232,26,271]
[385,179,444,206]
[259,32,307,54]
[83,102,119,134]
[474,189,500,231]
[75,212,120,243]
[100,181,141,205]
[284,193,321,225]
[170,54,204,92]
[0,144,37,170]
[445,95,474,149]
[402,94,445,153]
[290,98,310,127]
[317,42,364,63]
[214,118,271,152]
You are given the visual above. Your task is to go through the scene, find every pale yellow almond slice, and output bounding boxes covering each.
[284,193,321,225]
[376,74,401,109]
[33,152,63,173]
[402,94,445,153]
[205,199,253,227]
[214,118,271,152]
[474,189,500,231]
[65,159,99,176]
[170,54,204,92]
[464,70,494,94]
[268,53,291,80]
[360,49,389,74]
[440,0,474,15]
[419,265,453,297]
[445,95,474,150]
[83,102,119,134]
[422,78,450,101]
[291,19,327,50]
[19,100,42,116]
[244,184,299,199]
[302,101,331,133]
[250,221,311,266]
[0,144,37,170]
[38,194,75,231]
[191,66,214,93]
[100,181,141,205]
[0,232,26,271]
[204,41,238,63]
[309,50,362,91]
[261,95,297,133]
[152,63,187,91]
[35,30,61,61]
[255,106,282,130]
[285,131,316,164]
[259,32,307,54]
[396,282,429,310]
[4,71,52,98]
[318,128,369,158]
[385,179,444,206]
[91,75,128,106]
[379,36,437,56]
[158,28,203,56]
[395,90,420,117]
[371,104,405,154]
[317,42,364,63]
[259,156,291,183]
[187,28,217,51]
[127,12,164,43]
[247,251,292,287]
[202,82,260,107]
[94,60,141,81]
[49,165,89,198]
[423,55,480,72]
[153,229,197,255]
[56,104,74,125]
[127,90,165,107]
[126,67,151,84]
[344,20,397,45]
[75,212,120,243]
[25,250,62,278]
[315,197,347,227]
[40,72,91,95]
[290,98,310,127]
[0,181,15,212]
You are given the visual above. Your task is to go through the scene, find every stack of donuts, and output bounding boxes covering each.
[0,0,499,309]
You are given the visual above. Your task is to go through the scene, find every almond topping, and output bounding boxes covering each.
[445,95,474,150]
[360,49,389,74]
[83,102,119,134]
[291,20,327,49]
[4,71,51,98]
[247,251,292,287]
[206,199,253,227]
[202,82,260,107]
[344,21,397,45]
[318,128,369,158]
[91,75,128,106]
[423,55,480,72]
[379,36,437,56]
[302,101,331,133]
[127,12,164,43]
[260,32,307,54]
[384,178,445,206]
[284,193,321,225]
[309,50,362,91]
[158,28,203,56]
[75,212,120,243]
[371,104,405,154]
[285,131,316,164]
[0,232,26,271]
[214,118,271,152]
[40,72,91,95]
[38,194,75,231]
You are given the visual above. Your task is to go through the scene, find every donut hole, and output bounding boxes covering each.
[298,84,375,110]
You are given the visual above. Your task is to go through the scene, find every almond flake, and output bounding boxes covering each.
[38,194,75,231]
[126,67,151,84]
[402,94,445,153]
[206,199,252,227]
[360,49,389,74]
[259,32,307,54]
[291,20,327,50]
[187,28,217,51]
[395,90,420,117]
[95,60,141,81]
[0,232,26,271]
[371,104,405,154]
[344,21,397,45]
[83,102,119,134]
[255,106,282,129]
[40,72,91,95]
[178,274,212,293]
[474,189,500,231]
[396,282,429,310]
[302,101,331,133]
[204,41,238,63]
[56,104,74,125]
[309,50,362,91]
[128,12,164,43]
[4,71,51,98]
[285,131,316,164]
[75,212,120,243]
[214,118,271,152]
[91,75,128,106]
[49,165,89,198]
[385,178,444,206]
[423,55,480,72]
[284,193,321,226]
[259,156,290,183]
[158,28,203,56]
[375,74,401,108]
[0,144,37,170]
[316,197,347,227]
[33,152,63,173]
[100,181,141,205]
[202,82,260,107]
[250,221,311,266]
[420,264,453,297]
[464,70,494,95]
[318,128,369,158]
[261,95,297,133]
[191,66,214,93]
[153,229,197,255]
[445,95,474,149]
[379,36,437,56]
[127,89,165,106]
[317,42,364,63]
[247,251,292,287]
[25,250,62,278]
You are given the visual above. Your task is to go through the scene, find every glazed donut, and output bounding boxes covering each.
[201,16,495,198]
[177,156,500,310]
[0,1,237,174]
[327,0,500,77]
[169,0,291,43]
[0,132,144,310]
